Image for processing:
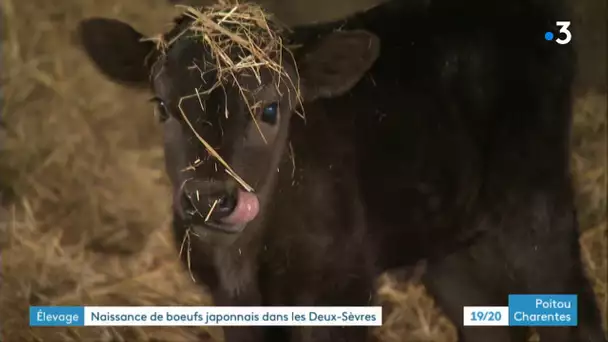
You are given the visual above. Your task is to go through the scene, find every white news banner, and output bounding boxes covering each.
[31,306,383,326]
[87,306,382,326]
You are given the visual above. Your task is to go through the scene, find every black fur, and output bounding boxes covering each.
[77,0,607,341]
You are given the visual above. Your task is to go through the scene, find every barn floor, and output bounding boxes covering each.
[0,0,605,341]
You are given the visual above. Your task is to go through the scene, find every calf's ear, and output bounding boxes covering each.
[78,18,157,87]
[297,30,380,102]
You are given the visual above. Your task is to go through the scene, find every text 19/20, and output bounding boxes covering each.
[471,311,502,321]
[462,306,509,326]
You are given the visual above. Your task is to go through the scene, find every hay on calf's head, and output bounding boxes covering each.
[149,1,301,110]
[145,1,303,194]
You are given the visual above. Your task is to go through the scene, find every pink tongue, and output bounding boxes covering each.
[221,190,260,225]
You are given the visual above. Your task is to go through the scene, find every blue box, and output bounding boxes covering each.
[508,294,577,326]
[30,306,85,326]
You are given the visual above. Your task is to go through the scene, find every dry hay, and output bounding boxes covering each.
[571,92,608,337]
[0,0,605,341]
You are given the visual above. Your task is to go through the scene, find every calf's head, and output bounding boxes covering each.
[77,5,379,245]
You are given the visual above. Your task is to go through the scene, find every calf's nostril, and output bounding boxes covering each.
[179,182,239,222]
[213,193,237,217]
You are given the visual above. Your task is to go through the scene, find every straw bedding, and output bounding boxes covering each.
[0,0,605,341]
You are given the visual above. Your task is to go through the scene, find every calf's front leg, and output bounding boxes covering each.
[172,216,268,342]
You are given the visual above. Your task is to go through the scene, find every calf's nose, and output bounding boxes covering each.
[177,179,259,225]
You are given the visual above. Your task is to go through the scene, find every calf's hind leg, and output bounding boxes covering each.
[423,194,607,342]
[422,244,528,342]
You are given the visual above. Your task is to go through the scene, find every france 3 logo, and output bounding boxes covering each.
[544,21,572,45]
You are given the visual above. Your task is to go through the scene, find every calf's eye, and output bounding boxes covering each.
[150,96,169,123]
[261,102,279,125]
